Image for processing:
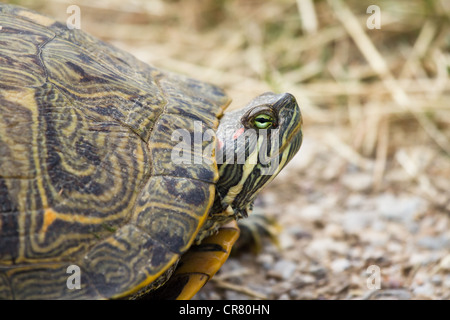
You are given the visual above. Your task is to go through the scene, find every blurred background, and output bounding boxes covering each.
[4,0,449,299]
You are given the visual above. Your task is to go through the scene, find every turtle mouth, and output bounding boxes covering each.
[277,114,302,157]
[281,126,303,166]
[265,93,303,162]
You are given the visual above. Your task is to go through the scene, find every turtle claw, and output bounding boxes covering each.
[233,211,281,255]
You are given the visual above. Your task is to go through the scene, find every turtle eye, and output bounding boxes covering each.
[253,114,274,129]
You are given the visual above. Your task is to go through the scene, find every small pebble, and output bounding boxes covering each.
[272,260,297,280]
[376,193,427,223]
[278,293,290,300]
[413,282,435,298]
[439,254,450,271]
[417,236,450,250]
[301,204,324,221]
[331,258,351,273]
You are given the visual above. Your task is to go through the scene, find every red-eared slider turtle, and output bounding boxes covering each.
[0,4,303,299]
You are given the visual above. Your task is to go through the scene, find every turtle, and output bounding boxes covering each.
[0,4,303,299]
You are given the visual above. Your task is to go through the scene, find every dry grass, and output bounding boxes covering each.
[5,0,449,299]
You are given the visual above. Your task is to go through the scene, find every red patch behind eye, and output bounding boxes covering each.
[217,139,224,150]
[232,127,245,140]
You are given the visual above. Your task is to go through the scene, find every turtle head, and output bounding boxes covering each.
[215,92,303,219]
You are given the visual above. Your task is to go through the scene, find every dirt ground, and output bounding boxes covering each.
[7,0,450,299]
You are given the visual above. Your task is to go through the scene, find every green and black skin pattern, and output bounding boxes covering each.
[0,4,302,299]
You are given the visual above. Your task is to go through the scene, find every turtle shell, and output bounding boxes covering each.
[0,4,230,299]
